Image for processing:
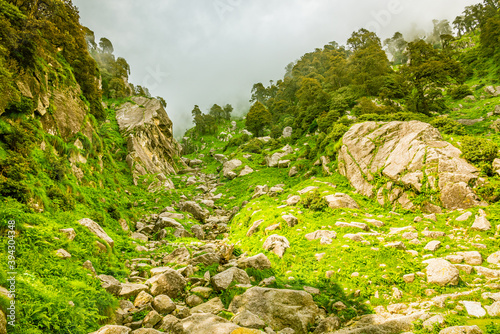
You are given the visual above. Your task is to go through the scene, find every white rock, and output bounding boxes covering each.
[460,301,486,317]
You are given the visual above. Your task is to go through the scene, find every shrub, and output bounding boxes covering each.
[447,84,473,100]
[317,110,341,133]
[430,117,466,135]
[461,136,499,175]
[301,190,328,211]
[241,138,262,154]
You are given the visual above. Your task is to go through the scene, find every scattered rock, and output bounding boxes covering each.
[152,295,176,315]
[148,269,187,298]
[181,313,239,334]
[232,310,266,329]
[424,240,441,252]
[324,193,359,210]
[190,297,225,314]
[471,215,491,231]
[211,267,251,291]
[282,215,298,227]
[78,218,114,247]
[238,253,272,270]
[92,325,131,334]
[305,230,337,241]
[263,235,290,258]
[459,301,486,318]
[439,326,482,334]
[425,259,460,286]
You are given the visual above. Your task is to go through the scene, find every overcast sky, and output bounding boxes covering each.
[73,0,481,137]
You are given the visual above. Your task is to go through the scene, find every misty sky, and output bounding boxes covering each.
[72,0,481,137]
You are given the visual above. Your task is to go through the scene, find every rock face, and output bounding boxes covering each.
[229,287,319,334]
[116,96,183,183]
[338,121,486,211]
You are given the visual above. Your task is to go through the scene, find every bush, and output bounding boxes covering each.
[317,110,341,133]
[461,136,499,175]
[301,190,328,211]
[447,84,473,100]
[430,117,466,135]
[241,138,263,154]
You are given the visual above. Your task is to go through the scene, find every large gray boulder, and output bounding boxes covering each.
[338,121,486,211]
[425,259,460,286]
[263,235,290,258]
[78,218,114,247]
[116,96,183,183]
[223,159,242,178]
[178,201,209,222]
[147,269,186,298]
[266,145,293,167]
[237,253,272,270]
[229,287,319,334]
[181,313,239,334]
[91,325,131,334]
[211,267,251,291]
[330,312,425,334]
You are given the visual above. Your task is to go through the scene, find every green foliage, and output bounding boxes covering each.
[246,102,272,137]
[301,190,328,211]
[461,136,499,175]
[486,322,500,334]
[430,116,466,135]
[447,84,473,100]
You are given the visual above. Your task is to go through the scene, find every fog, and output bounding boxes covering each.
[72,0,481,137]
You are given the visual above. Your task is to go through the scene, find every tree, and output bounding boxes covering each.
[209,104,224,120]
[250,83,268,104]
[99,37,114,54]
[400,40,463,114]
[246,102,271,137]
[384,32,408,65]
[222,104,233,120]
[191,105,202,119]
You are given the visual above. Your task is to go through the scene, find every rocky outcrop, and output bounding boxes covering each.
[338,121,487,211]
[116,96,184,184]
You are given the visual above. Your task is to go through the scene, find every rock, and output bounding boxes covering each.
[286,196,301,206]
[487,301,500,316]
[59,228,76,241]
[329,312,424,334]
[423,314,445,330]
[487,251,500,264]
[471,216,491,231]
[143,310,163,328]
[263,235,290,258]
[98,275,122,296]
[283,127,293,138]
[211,267,251,291]
[484,85,500,96]
[152,294,176,315]
[229,287,319,334]
[156,315,186,334]
[475,266,500,279]
[439,326,483,334]
[288,167,298,177]
[252,185,269,199]
[83,260,97,275]
[457,251,483,265]
[189,159,203,168]
[134,291,153,308]
[92,325,132,334]
[119,283,148,299]
[338,121,485,210]
[131,329,163,334]
[232,310,266,329]
[424,240,441,252]
[313,316,341,333]
[425,259,460,286]
[186,294,203,308]
[116,96,182,184]
[282,215,298,227]
[364,219,385,227]
[148,269,186,298]
[214,154,228,164]
[181,313,239,334]
[247,220,264,237]
[278,160,291,168]
[335,222,368,231]
[240,166,254,177]
[190,297,225,314]
[0,310,6,334]
[266,145,293,167]
[191,225,205,240]
[384,241,406,250]
[191,252,221,266]
[78,218,114,247]
[223,159,243,178]
[163,247,191,265]
[178,201,209,222]
[237,253,272,270]
[456,212,473,221]
[403,274,415,283]
[56,249,71,259]
[131,232,148,242]
[305,230,337,241]
[324,193,359,210]
[460,301,486,317]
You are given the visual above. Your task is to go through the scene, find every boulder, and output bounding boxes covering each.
[223,159,243,178]
[232,310,266,329]
[116,96,183,183]
[305,230,337,241]
[282,215,298,227]
[229,287,319,334]
[471,215,491,231]
[190,253,221,266]
[92,325,132,334]
[181,313,239,334]
[147,269,186,298]
[266,145,293,167]
[211,267,251,291]
[247,219,264,237]
[487,301,500,316]
[59,228,76,241]
[487,251,500,264]
[152,295,176,315]
[56,249,71,259]
[330,312,425,334]
[240,166,254,177]
[338,121,486,211]
[237,253,272,270]
[324,193,359,210]
[460,301,486,318]
[178,201,209,222]
[263,235,290,258]
[439,326,483,334]
[0,310,6,334]
[157,315,186,333]
[286,196,301,206]
[78,218,114,247]
[313,316,341,333]
[283,127,293,138]
[163,247,191,265]
[98,275,122,296]
[425,259,459,286]
[119,283,148,299]
[190,297,225,314]
[134,291,153,308]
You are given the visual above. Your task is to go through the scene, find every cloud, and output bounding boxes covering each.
[73,0,481,137]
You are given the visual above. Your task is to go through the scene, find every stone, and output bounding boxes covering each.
[191,287,213,299]
[191,225,205,240]
[232,310,266,329]
[324,193,359,210]
[475,266,500,279]
[289,167,298,177]
[118,218,130,232]
[425,259,460,286]
[282,215,298,227]
[83,260,97,275]
[186,294,203,308]
[266,145,293,167]
[487,251,500,264]
[211,267,251,291]
[240,166,254,177]
[456,212,473,221]
[119,283,148,299]
[283,127,293,138]
[163,247,191,265]
[422,230,446,239]
[0,310,6,334]
[131,232,148,242]
[278,160,291,168]
[143,310,163,328]
[116,96,181,184]
[263,235,290,258]
[457,251,483,266]
[178,201,209,222]
[131,329,163,334]
[384,241,406,250]
[134,291,153,308]
[78,218,114,247]
[487,301,500,316]
[403,274,415,283]
[190,252,221,266]
[313,316,341,333]
[223,159,243,178]
[152,294,176,315]
[181,313,239,334]
[327,312,424,334]
[56,249,71,259]
[237,253,272,270]
[98,275,122,296]
[439,326,482,334]
[92,325,132,334]
[364,219,385,227]
[253,185,269,199]
[338,121,485,210]
[156,315,185,334]
[229,287,319,334]
[335,222,369,231]
[59,228,76,241]
[190,297,225,314]
[424,240,441,252]
[471,216,491,231]
[305,230,337,241]
[148,269,186,298]
[286,196,301,206]
[247,220,264,237]
[459,301,486,317]
[423,314,445,330]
